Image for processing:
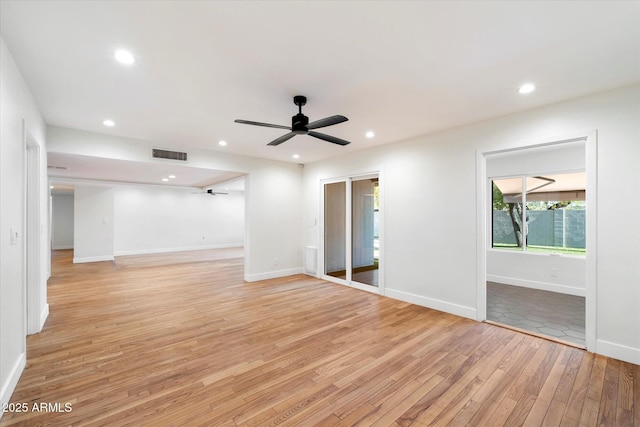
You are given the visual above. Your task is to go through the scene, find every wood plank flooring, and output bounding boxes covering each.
[1,249,637,426]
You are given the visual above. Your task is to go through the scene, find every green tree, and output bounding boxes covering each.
[492,182,523,247]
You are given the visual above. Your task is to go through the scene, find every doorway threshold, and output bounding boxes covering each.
[484,320,586,350]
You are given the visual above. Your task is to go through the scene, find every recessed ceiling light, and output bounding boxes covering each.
[168,175,176,179]
[518,83,535,94]
[292,154,300,159]
[161,178,169,182]
[115,49,135,65]
[365,131,375,138]
[218,140,228,146]
[103,119,115,127]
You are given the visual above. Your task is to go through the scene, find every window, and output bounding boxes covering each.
[492,172,586,255]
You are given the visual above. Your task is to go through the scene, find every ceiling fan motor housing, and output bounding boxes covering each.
[292,113,309,134]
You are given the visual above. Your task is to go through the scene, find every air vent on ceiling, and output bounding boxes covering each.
[152,148,188,161]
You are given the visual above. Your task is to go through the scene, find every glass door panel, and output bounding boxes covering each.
[351,177,379,287]
[324,181,346,279]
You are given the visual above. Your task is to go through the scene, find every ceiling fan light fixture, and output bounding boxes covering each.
[218,140,227,146]
[365,131,375,138]
[292,154,300,159]
[103,119,115,127]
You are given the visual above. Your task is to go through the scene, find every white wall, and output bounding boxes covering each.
[487,250,586,296]
[303,84,640,365]
[486,141,586,295]
[73,186,114,263]
[47,126,303,280]
[243,165,303,281]
[0,37,48,413]
[486,141,585,177]
[114,185,244,255]
[51,193,74,249]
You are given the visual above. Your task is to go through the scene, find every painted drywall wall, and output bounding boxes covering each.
[114,185,244,255]
[51,193,74,249]
[303,84,640,364]
[486,250,586,296]
[73,186,115,263]
[47,126,303,280]
[0,37,48,412]
[486,141,587,295]
[243,165,304,281]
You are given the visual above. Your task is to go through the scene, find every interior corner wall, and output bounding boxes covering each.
[73,185,114,263]
[302,83,640,365]
[0,36,48,413]
[52,193,74,249]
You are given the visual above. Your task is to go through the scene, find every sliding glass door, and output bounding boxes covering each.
[323,173,380,290]
[351,176,378,287]
[324,181,347,280]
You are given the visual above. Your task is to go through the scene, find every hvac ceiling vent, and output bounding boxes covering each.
[152,148,188,161]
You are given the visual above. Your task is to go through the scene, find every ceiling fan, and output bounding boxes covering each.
[192,189,228,196]
[235,95,351,146]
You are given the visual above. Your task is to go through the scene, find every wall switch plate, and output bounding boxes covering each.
[10,228,18,245]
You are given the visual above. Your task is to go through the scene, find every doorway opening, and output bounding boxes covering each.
[487,170,587,347]
[25,129,46,334]
[477,132,597,350]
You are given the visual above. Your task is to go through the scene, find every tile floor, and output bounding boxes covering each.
[487,282,586,347]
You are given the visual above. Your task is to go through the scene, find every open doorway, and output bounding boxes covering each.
[477,133,597,350]
[25,130,46,334]
[488,171,587,346]
[50,185,75,251]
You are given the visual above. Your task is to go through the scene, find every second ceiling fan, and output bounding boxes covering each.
[235,95,351,146]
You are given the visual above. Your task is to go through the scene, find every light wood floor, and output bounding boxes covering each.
[2,249,638,426]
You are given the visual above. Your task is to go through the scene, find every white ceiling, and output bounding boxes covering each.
[1,1,639,185]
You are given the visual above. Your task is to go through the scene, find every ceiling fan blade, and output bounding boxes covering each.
[308,131,351,146]
[234,119,291,130]
[206,189,228,195]
[307,115,348,130]
[267,132,296,146]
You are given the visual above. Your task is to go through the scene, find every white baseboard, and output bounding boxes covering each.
[245,267,304,282]
[114,243,243,257]
[487,275,585,297]
[385,288,477,320]
[52,245,73,250]
[39,303,49,332]
[73,255,115,264]
[596,339,640,365]
[0,351,26,417]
